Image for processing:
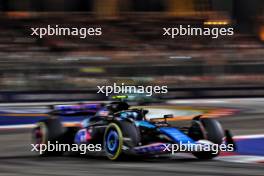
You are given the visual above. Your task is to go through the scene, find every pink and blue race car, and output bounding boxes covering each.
[32,100,235,160]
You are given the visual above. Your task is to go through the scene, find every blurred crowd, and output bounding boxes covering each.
[0,9,263,91]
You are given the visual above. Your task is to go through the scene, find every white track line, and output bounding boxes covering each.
[217,155,264,164]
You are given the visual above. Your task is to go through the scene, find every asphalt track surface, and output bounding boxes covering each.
[0,98,264,176]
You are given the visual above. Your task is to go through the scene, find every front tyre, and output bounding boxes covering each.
[191,118,225,159]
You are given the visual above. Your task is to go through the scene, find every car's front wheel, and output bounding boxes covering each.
[189,118,225,159]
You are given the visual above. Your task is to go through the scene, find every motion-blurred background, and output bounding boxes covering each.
[0,0,263,102]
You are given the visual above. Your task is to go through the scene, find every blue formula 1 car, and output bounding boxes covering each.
[32,100,235,160]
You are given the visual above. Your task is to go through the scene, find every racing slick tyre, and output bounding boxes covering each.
[103,121,140,160]
[191,118,225,160]
[32,117,65,156]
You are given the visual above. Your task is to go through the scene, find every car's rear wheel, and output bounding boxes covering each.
[190,118,225,159]
[104,121,140,160]
[32,118,65,156]
[104,123,123,160]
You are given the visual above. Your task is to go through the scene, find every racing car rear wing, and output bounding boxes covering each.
[49,103,102,116]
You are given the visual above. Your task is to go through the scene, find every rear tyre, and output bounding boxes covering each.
[32,117,65,156]
[191,118,225,159]
[104,121,140,160]
[104,123,123,160]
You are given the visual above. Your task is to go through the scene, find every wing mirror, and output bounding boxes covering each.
[163,114,173,118]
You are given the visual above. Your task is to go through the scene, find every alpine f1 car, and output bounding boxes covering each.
[32,99,235,160]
